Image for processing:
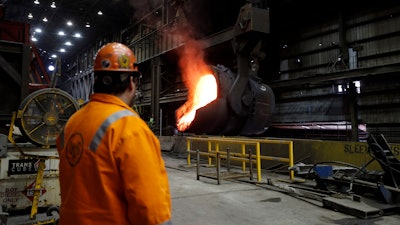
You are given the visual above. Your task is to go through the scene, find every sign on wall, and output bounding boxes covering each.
[8,159,41,175]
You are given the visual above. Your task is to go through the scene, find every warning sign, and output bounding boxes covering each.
[22,181,46,202]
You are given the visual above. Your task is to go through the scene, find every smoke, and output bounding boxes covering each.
[178,37,211,92]
[126,0,212,94]
[127,0,163,19]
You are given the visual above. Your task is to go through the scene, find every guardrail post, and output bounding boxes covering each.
[208,141,212,165]
[226,148,230,172]
[248,149,253,180]
[196,150,200,180]
[241,143,246,172]
[289,141,294,180]
[256,142,262,182]
[187,139,191,166]
[216,152,221,185]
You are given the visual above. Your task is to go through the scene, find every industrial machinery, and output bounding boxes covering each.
[0,68,78,225]
[1,52,78,224]
[0,20,51,131]
[15,88,80,147]
[306,134,400,218]
[0,134,62,225]
[0,55,78,225]
[175,4,275,136]
[1,12,78,224]
[184,64,275,136]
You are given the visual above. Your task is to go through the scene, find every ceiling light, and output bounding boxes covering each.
[43,17,48,22]
[85,22,90,28]
[28,13,33,19]
[34,0,40,5]
[31,37,38,42]
[35,28,42,33]
[97,11,103,15]
[48,65,55,71]
[60,48,66,53]
[65,41,72,46]
[58,31,65,36]
[51,1,56,8]
[67,21,73,26]
[73,33,81,38]
[51,54,57,58]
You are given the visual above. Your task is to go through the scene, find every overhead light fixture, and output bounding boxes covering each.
[67,21,73,26]
[85,22,90,28]
[35,28,42,33]
[34,0,40,5]
[73,33,81,38]
[97,11,103,15]
[28,13,33,19]
[65,41,72,46]
[51,54,57,58]
[60,48,66,53]
[51,1,56,8]
[43,17,48,22]
[58,31,65,36]
[31,37,38,42]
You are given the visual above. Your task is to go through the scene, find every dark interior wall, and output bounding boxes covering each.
[182,0,245,37]
[266,0,400,142]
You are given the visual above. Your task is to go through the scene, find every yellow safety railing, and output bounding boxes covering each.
[186,136,294,182]
[222,137,295,181]
[191,149,254,184]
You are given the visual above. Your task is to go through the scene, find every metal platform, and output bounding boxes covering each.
[323,196,400,219]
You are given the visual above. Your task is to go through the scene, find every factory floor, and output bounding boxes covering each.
[6,152,400,225]
[162,152,400,225]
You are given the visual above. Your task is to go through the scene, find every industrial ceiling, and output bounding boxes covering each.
[2,0,398,70]
[1,0,135,66]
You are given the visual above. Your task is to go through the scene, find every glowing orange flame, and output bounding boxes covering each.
[176,74,217,131]
[175,39,218,132]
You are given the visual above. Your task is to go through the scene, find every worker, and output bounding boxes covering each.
[56,42,172,225]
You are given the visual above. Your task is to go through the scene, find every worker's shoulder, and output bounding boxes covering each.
[76,105,141,128]
[110,109,146,126]
[112,115,154,140]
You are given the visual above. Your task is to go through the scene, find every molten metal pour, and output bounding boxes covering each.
[176,65,274,136]
[176,74,217,131]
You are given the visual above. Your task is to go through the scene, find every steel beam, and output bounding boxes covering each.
[269,63,400,89]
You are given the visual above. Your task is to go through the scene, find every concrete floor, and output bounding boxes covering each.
[6,153,400,225]
[163,153,400,225]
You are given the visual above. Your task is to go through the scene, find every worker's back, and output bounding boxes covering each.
[57,93,172,225]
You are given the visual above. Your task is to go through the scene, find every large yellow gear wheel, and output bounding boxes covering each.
[16,88,80,147]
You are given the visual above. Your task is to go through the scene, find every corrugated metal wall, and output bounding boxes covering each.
[271,3,400,142]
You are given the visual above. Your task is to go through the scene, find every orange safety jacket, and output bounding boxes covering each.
[56,93,172,225]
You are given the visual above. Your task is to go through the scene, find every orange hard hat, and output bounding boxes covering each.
[94,42,138,72]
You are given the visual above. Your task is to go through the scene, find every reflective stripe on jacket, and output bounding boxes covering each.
[56,93,172,225]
